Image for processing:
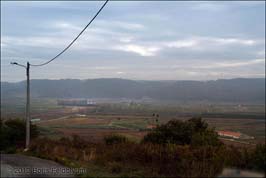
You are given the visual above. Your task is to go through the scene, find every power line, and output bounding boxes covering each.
[30,0,109,67]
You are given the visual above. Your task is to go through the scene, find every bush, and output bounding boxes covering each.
[191,129,222,147]
[30,137,225,177]
[108,161,123,173]
[143,118,222,146]
[250,144,266,171]
[71,134,87,148]
[0,118,39,151]
[104,134,128,145]
[221,144,266,172]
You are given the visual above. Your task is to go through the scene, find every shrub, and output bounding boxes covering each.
[31,139,227,177]
[108,161,123,173]
[222,144,266,172]
[71,134,87,149]
[250,144,266,171]
[104,134,128,145]
[191,129,222,147]
[142,118,222,146]
[188,117,208,133]
[0,118,39,151]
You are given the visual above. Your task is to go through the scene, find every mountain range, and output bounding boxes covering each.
[1,78,265,103]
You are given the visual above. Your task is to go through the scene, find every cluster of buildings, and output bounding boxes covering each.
[57,99,96,106]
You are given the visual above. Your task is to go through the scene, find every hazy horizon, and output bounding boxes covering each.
[1,1,265,82]
[1,76,266,84]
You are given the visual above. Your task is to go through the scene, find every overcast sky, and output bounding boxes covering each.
[1,1,265,82]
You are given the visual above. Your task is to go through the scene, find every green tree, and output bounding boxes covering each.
[143,118,222,146]
[191,129,222,146]
[188,117,208,133]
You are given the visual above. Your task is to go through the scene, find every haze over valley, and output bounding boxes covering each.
[1,78,265,104]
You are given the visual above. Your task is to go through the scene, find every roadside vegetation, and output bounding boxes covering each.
[143,118,222,146]
[30,118,265,177]
[0,118,39,153]
[1,117,265,177]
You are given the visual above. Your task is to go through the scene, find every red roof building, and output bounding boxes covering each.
[217,131,241,139]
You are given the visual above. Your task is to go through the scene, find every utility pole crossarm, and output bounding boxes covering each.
[10,62,27,69]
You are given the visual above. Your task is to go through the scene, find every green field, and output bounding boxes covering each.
[2,97,265,143]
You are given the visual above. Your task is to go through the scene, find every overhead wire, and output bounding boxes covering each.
[30,0,109,67]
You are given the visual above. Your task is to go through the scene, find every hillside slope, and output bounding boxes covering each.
[1,78,265,103]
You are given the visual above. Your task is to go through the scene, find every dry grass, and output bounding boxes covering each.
[29,137,226,177]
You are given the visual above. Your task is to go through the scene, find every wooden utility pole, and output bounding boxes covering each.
[25,62,30,150]
[10,61,31,150]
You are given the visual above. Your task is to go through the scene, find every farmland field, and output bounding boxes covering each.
[37,113,265,145]
[1,97,265,145]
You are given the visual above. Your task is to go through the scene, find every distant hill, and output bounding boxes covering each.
[1,78,265,103]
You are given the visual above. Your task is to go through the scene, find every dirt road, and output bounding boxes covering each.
[1,154,80,177]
